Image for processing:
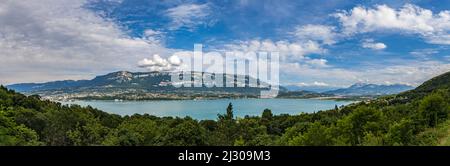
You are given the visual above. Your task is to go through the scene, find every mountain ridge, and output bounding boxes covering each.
[324,83,414,96]
[7,71,426,99]
[6,71,278,100]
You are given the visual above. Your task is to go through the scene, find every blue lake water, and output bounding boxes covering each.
[63,99,355,120]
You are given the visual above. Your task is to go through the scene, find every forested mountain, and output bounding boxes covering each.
[7,71,278,100]
[8,71,416,101]
[276,90,332,98]
[400,71,450,99]
[324,83,414,96]
[0,71,449,146]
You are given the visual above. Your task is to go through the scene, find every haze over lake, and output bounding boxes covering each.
[63,99,355,120]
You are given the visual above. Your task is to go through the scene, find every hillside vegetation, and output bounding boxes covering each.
[0,72,449,146]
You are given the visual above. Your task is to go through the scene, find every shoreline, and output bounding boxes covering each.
[58,97,359,103]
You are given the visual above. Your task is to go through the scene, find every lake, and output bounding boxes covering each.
[63,99,355,120]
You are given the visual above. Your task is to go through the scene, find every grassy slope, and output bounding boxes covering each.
[438,120,450,146]
[416,119,450,146]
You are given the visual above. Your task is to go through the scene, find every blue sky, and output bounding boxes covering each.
[1,0,450,88]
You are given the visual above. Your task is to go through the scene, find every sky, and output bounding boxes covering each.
[1,0,450,88]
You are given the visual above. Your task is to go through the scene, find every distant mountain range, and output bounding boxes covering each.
[276,90,332,98]
[283,85,341,93]
[7,71,277,100]
[6,71,416,100]
[324,83,414,96]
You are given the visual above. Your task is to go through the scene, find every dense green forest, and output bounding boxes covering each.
[1,72,450,146]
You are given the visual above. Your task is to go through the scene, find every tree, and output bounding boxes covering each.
[199,120,217,131]
[102,117,160,146]
[419,92,448,127]
[336,106,385,145]
[287,122,333,146]
[361,132,383,146]
[0,111,41,146]
[9,107,46,137]
[300,122,333,146]
[385,118,415,145]
[67,121,110,146]
[237,118,274,146]
[218,103,234,121]
[278,122,310,145]
[215,103,238,145]
[160,119,207,146]
[262,109,273,120]
[260,109,282,135]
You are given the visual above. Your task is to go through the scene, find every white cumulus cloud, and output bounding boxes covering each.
[304,58,329,67]
[0,0,175,84]
[165,3,213,31]
[361,39,387,50]
[334,4,450,45]
[293,24,338,45]
[138,54,182,72]
[223,39,325,61]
